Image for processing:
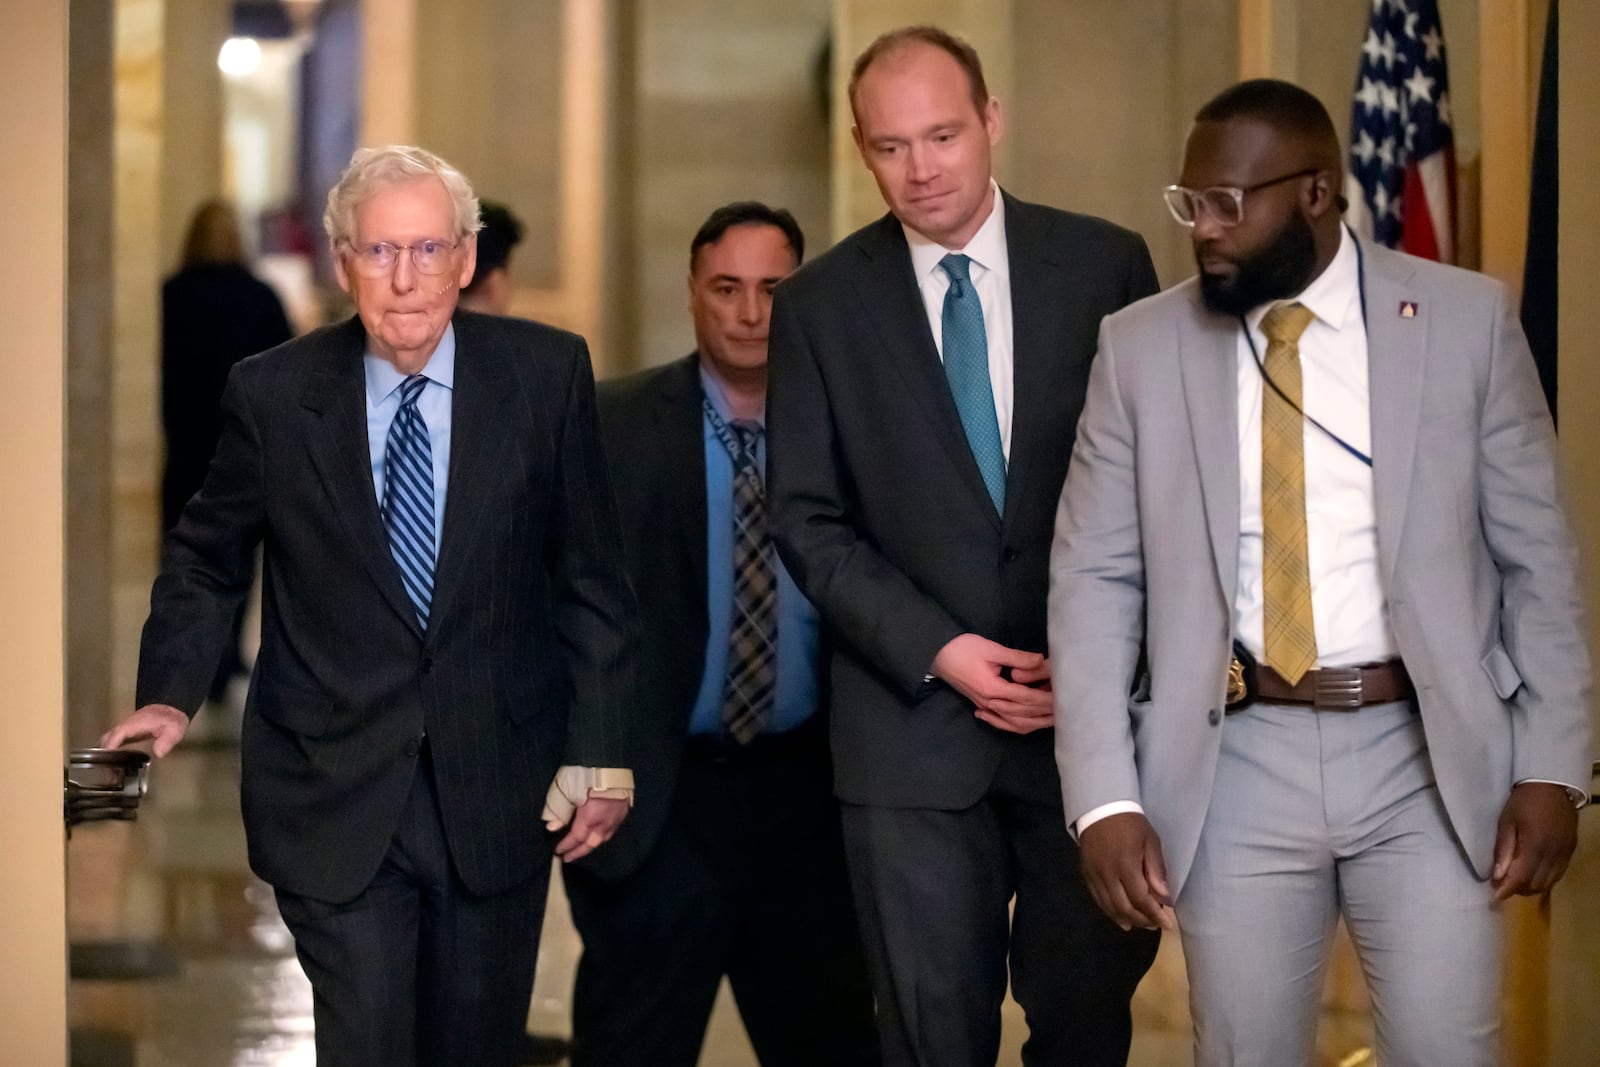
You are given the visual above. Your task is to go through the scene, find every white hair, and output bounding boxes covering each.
[323,145,482,246]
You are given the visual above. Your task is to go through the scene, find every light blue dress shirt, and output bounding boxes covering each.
[688,367,820,736]
[363,324,456,558]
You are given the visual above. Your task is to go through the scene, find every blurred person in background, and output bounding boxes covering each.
[459,200,525,315]
[161,198,293,703]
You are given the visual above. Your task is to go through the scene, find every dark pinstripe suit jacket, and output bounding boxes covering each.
[136,310,639,903]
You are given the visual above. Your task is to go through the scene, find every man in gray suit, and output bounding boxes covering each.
[1049,80,1591,1066]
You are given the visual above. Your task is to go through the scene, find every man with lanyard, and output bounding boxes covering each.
[1048,79,1590,1065]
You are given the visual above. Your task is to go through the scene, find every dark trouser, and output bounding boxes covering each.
[840,735,1159,1067]
[274,752,548,1067]
[565,723,878,1067]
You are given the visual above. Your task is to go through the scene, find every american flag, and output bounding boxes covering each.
[1344,0,1457,262]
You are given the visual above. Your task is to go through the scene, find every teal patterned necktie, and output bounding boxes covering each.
[939,254,1006,513]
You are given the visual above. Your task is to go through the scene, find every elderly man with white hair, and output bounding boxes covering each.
[103,145,640,1066]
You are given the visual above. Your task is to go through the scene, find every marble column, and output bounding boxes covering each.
[69,0,116,744]
[0,2,70,1062]
[365,0,618,371]
[112,0,166,713]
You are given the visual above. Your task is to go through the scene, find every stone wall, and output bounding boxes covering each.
[618,0,833,374]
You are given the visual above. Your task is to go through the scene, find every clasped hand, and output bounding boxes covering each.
[933,633,1054,734]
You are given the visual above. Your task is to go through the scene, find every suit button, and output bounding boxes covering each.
[403,739,421,758]
[1002,548,1021,563]
[1207,708,1221,726]
[420,657,433,674]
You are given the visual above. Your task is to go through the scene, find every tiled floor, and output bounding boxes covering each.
[67,723,1378,1066]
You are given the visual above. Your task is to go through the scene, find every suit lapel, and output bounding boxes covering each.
[1361,241,1426,586]
[850,214,1003,529]
[655,355,709,614]
[1004,195,1066,536]
[1178,287,1242,609]
[299,318,424,638]
[426,314,516,639]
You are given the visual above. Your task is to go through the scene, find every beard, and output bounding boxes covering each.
[1197,211,1318,317]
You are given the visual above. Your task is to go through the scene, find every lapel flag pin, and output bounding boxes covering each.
[1399,300,1419,318]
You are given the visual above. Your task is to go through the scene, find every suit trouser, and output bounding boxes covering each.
[274,749,549,1067]
[840,734,1160,1067]
[564,723,878,1067]
[1176,699,1500,1067]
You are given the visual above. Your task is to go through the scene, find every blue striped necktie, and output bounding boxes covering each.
[939,253,1006,513]
[382,375,435,627]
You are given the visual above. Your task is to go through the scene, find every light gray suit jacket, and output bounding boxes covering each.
[1048,238,1591,899]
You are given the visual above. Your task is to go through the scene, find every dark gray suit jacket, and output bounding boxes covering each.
[137,310,639,902]
[586,352,831,878]
[584,354,709,878]
[767,193,1158,809]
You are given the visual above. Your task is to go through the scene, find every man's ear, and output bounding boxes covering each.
[1305,170,1338,218]
[984,96,1003,147]
[331,241,352,294]
[456,231,478,290]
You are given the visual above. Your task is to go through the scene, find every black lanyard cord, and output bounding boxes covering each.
[1238,232,1374,470]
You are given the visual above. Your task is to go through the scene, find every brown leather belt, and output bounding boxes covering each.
[1256,660,1414,711]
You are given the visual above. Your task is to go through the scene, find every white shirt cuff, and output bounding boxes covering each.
[1514,778,1589,809]
[1072,800,1145,840]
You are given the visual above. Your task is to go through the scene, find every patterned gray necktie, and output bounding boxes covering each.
[706,399,776,743]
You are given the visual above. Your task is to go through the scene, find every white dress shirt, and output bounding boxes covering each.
[1234,226,1397,667]
[904,182,1015,459]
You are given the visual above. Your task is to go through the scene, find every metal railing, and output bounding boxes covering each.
[64,747,149,834]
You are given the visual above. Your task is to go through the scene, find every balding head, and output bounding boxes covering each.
[847,25,989,123]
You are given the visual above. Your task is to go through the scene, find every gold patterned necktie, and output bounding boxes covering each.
[1259,302,1318,685]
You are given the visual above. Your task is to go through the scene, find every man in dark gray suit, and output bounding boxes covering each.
[1050,80,1590,1065]
[564,202,876,1067]
[767,26,1160,1066]
[103,145,639,1067]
